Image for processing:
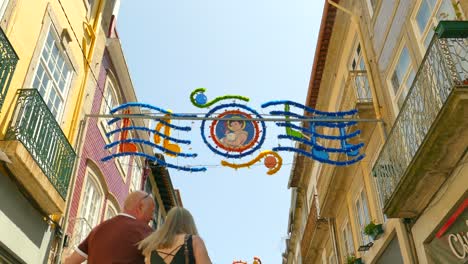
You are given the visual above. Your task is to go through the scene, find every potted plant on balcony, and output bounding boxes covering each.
[346,254,363,264]
[364,221,384,240]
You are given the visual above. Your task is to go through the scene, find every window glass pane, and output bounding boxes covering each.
[405,69,415,89]
[362,192,370,224]
[33,27,73,120]
[416,0,431,34]
[397,48,410,80]
[347,222,354,253]
[424,30,435,49]
[436,0,456,20]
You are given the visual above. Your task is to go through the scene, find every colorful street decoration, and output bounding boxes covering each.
[221,150,282,175]
[261,100,365,166]
[101,102,206,172]
[200,103,266,159]
[101,89,365,175]
[233,257,262,264]
[190,87,250,108]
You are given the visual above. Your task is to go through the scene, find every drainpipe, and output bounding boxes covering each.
[327,0,387,141]
[67,0,106,143]
[328,218,341,263]
[403,218,419,264]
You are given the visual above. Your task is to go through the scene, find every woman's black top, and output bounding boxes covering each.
[150,235,195,264]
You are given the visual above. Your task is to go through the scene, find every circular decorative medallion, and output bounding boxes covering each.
[201,103,266,158]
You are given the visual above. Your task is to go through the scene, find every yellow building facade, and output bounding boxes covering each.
[284,0,467,263]
[0,0,118,262]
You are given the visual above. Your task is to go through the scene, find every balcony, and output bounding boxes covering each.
[0,89,76,215]
[301,197,329,263]
[373,21,468,218]
[0,27,19,110]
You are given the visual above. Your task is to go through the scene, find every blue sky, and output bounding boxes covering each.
[118,1,324,263]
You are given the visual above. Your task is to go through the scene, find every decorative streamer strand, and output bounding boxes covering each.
[106,126,191,144]
[261,100,358,116]
[190,88,250,108]
[105,139,197,157]
[269,111,357,128]
[220,150,283,175]
[276,123,361,140]
[277,135,364,153]
[101,152,206,172]
[273,146,365,166]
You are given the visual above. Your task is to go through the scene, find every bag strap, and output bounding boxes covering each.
[184,234,190,264]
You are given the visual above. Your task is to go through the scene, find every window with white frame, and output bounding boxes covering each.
[355,189,371,245]
[100,77,119,137]
[130,158,143,192]
[0,0,9,19]
[105,200,118,220]
[75,172,103,245]
[32,25,73,120]
[342,220,355,258]
[350,43,372,102]
[390,45,415,112]
[413,0,458,51]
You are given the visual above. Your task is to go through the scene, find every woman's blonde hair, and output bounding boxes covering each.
[138,207,199,255]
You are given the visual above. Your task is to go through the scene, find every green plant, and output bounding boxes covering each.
[364,221,377,236]
[347,255,357,264]
[364,220,384,240]
[347,255,363,264]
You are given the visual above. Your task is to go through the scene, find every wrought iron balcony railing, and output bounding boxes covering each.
[0,27,19,110]
[372,25,468,208]
[5,89,76,198]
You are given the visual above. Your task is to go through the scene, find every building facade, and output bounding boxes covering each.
[0,0,114,262]
[60,17,181,261]
[284,0,467,263]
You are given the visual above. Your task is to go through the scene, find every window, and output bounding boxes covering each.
[99,76,129,179]
[328,252,337,264]
[0,0,9,19]
[100,77,119,137]
[355,190,371,245]
[414,0,457,51]
[130,158,143,192]
[105,201,118,220]
[32,25,73,120]
[75,172,103,244]
[350,43,372,102]
[365,0,378,17]
[390,45,415,112]
[342,220,355,258]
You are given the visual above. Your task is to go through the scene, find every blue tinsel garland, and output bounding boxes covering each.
[105,138,197,158]
[272,146,365,166]
[101,152,206,172]
[106,125,191,144]
[261,100,358,116]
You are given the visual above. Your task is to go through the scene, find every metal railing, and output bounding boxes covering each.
[0,27,19,110]
[372,33,468,207]
[5,89,76,198]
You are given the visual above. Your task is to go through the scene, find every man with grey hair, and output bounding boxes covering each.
[65,191,155,264]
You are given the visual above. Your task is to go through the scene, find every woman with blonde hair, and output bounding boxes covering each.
[139,207,212,264]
